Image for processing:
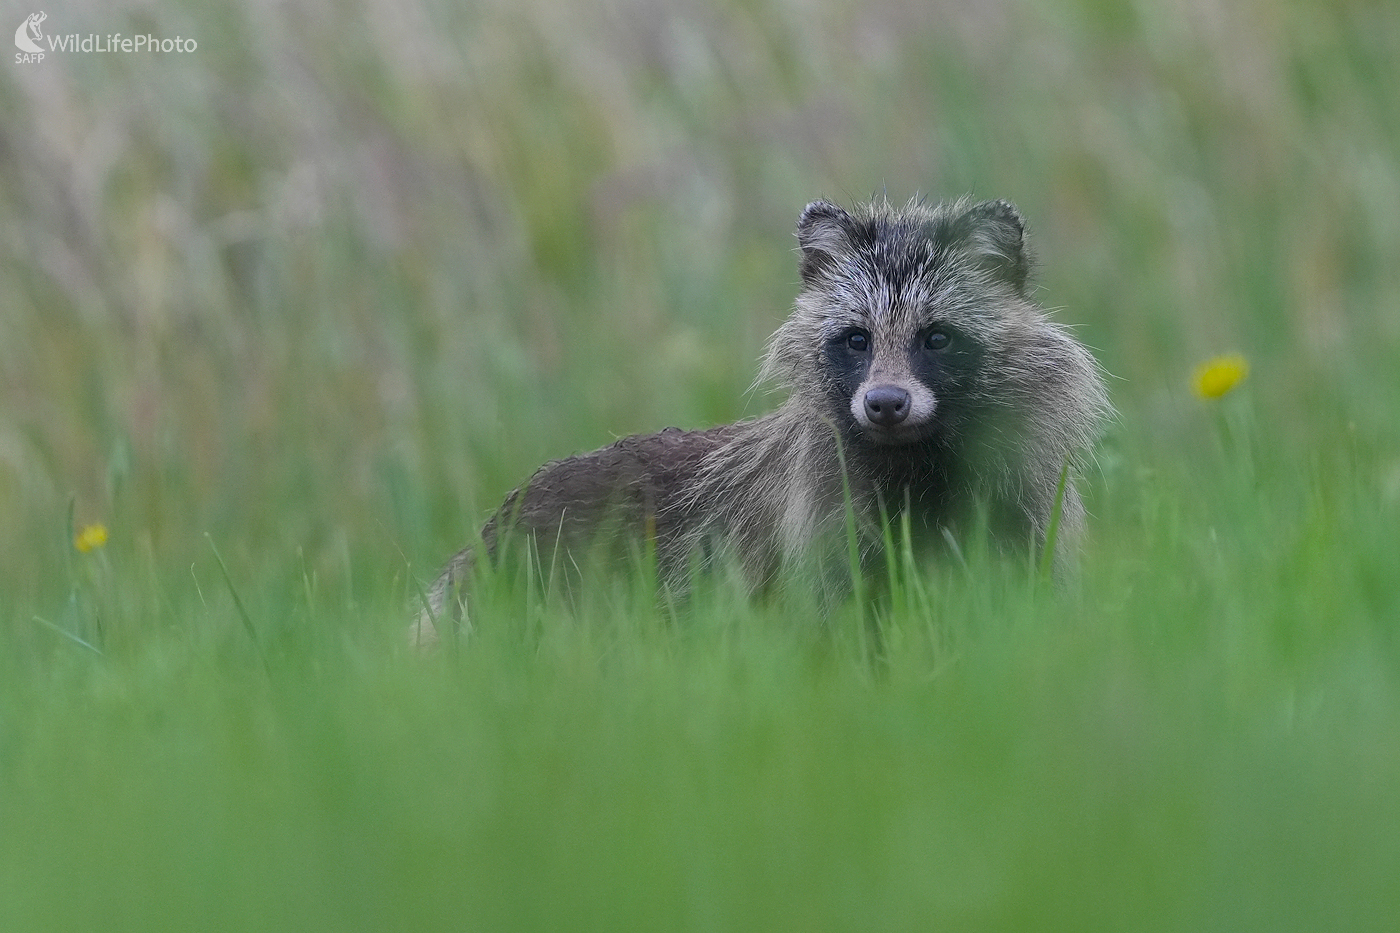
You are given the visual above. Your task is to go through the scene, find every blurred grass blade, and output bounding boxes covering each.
[1038,459,1071,581]
[32,615,103,655]
[205,533,269,672]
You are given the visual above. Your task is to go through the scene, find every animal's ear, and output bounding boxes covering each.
[796,200,854,281]
[953,199,1030,293]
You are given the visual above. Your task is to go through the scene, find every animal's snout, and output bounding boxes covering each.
[863,385,912,427]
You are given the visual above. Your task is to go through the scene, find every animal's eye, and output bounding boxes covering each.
[845,331,870,352]
[925,330,951,351]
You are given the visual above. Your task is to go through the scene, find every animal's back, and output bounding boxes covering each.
[415,423,741,645]
[482,423,742,566]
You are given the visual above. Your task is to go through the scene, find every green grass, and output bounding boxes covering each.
[4,0,1400,929]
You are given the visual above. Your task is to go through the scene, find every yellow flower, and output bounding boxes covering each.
[75,523,108,553]
[1192,354,1250,400]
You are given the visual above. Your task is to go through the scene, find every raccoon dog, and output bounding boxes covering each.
[414,196,1110,646]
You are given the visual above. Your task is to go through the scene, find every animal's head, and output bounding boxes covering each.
[762,196,1062,450]
[25,11,47,37]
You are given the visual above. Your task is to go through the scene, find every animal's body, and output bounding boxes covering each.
[414,197,1110,646]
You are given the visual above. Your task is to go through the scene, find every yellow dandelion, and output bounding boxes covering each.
[75,523,109,553]
[1192,354,1250,400]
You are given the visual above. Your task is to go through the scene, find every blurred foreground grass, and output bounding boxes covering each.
[2,0,1400,929]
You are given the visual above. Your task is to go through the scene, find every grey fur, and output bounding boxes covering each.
[413,196,1111,647]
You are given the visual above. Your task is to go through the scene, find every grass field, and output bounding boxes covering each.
[3,0,1400,929]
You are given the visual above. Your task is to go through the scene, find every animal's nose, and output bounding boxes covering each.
[863,385,911,426]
